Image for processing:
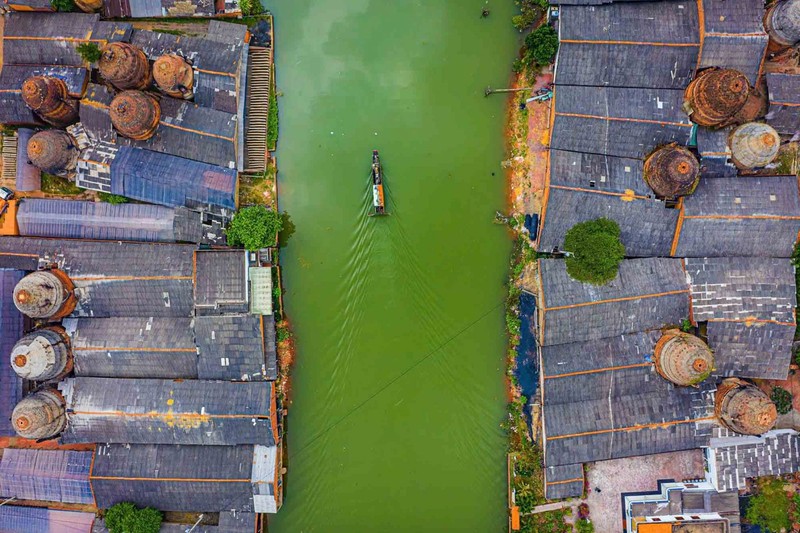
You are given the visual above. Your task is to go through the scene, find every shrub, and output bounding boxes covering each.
[105,502,162,533]
[50,0,74,11]
[76,43,102,63]
[238,0,262,16]
[577,503,590,520]
[277,326,290,342]
[98,192,128,204]
[575,519,595,533]
[523,25,559,68]
[226,206,283,250]
[771,386,793,415]
[513,0,548,31]
[563,218,625,285]
[680,318,693,333]
[267,86,279,151]
[745,478,791,532]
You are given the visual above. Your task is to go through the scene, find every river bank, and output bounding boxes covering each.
[502,12,573,532]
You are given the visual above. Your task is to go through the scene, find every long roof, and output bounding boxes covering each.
[59,378,276,446]
[66,317,198,379]
[541,331,715,467]
[766,72,800,135]
[110,146,237,210]
[673,176,800,258]
[91,444,272,513]
[17,199,202,243]
[538,258,689,346]
[0,506,96,533]
[0,269,25,437]
[0,448,93,505]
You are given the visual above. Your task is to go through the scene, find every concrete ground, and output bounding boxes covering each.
[584,449,706,533]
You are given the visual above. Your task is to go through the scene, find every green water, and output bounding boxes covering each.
[269,2,517,531]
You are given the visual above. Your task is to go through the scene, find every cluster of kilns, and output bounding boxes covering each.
[3,270,775,439]
[642,0,800,199]
[22,41,194,176]
[644,68,780,200]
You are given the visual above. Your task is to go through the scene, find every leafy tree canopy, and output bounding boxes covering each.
[563,218,626,285]
[523,25,559,68]
[105,502,162,533]
[771,386,793,415]
[226,206,283,251]
[50,0,75,11]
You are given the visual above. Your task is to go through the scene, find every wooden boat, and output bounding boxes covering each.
[370,150,387,216]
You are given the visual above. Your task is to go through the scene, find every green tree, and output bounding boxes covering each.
[98,192,128,204]
[563,218,626,285]
[771,386,793,415]
[745,478,791,532]
[523,25,559,67]
[50,0,75,11]
[226,206,283,250]
[575,519,595,533]
[76,42,102,63]
[105,502,162,533]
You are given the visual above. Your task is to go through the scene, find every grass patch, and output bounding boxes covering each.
[238,159,277,208]
[98,192,128,204]
[267,73,279,152]
[745,477,790,532]
[153,28,186,36]
[41,173,82,196]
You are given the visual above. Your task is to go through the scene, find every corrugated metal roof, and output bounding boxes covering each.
[0,269,25,437]
[249,266,273,315]
[15,129,41,193]
[0,506,95,533]
[111,146,237,210]
[60,378,276,446]
[0,449,93,504]
[17,199,182,243]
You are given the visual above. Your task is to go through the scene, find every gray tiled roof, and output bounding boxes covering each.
[537,187,678,257]
[72,278,194,318]
[550,86,692,159]
[195,314,267,381]
[707,320,794,380]
[674,176,800,258]
[712,431,800,491]
[697,127,737,178]
[542,332,714,467]
[538,258,689,346]
[549,150,650,196]
[697,35,767,85]
[556,2,698,89]
[60,378,276,446]
[2,13,99,67]
[194,250,249,313]
[767,72,800,135]
[92,444,259,512]
[0,237,195,277]
[68,317,197,379]
[544,463,584,500]
[686,257,796,323]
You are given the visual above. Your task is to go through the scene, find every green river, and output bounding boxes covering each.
[269,2,517,531]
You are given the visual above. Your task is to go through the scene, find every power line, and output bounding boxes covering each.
[291,300,505,458]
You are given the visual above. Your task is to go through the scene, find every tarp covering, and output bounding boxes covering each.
[111,147,237,210]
